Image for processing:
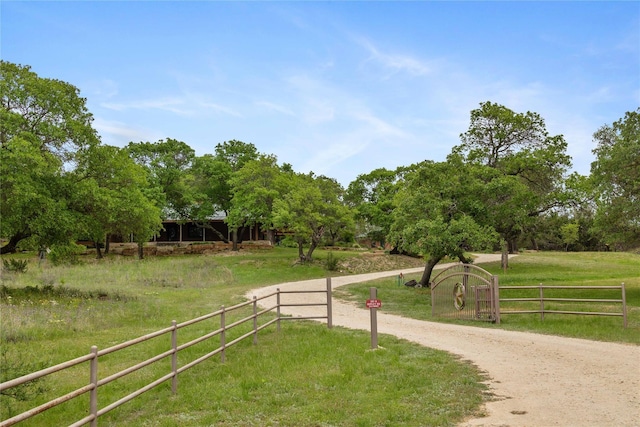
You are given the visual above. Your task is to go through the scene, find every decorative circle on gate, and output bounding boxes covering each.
[453,282,466,310]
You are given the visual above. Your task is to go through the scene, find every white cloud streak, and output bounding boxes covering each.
[356,37,431,77]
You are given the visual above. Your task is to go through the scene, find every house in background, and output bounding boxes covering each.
[153,219,265,243]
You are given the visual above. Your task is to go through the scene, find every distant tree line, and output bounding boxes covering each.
[2,61,638,284]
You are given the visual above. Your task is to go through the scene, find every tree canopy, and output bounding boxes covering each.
[1,61,161,255]
[273,173,353,262]
[590,109,640,249]
[389,159,498,286]
[3,60,637,267]
[454,101,572,254]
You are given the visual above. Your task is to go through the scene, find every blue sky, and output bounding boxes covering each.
[2,1,639,186]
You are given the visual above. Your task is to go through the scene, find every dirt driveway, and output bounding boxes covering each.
[247,254,640,427]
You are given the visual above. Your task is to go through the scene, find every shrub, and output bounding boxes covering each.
[0,346,49,405]
[277,237,299,248]
[325,251,340,271]
[48,243,86,266]
[2,259,28,274]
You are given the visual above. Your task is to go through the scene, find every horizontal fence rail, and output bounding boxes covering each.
[0,279,332,427]
[498,283,627,328]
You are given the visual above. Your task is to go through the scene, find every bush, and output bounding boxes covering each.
[0,346,49,414]
[48,243,86,266]
[2,259,28,274]
[325,251,340,271]
[277,237,299,248]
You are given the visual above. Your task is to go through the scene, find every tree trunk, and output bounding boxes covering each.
[297,239,306,262]
[231,229,239,251]
[458,253,473,264]
[0,230,30,254]
[501,240,509,272]
[529,236,538,251]
[137,242,144,259]
[105,235,110,254]
[267,229,276,245]
[94,241,103,259]
[419,255,444,288]
[305,239,319,262]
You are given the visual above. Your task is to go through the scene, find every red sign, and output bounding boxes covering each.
[366,299,382,309]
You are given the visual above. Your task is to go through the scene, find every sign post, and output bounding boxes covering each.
[366,288,381,349]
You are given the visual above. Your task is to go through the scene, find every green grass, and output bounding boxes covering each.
[5,250,635,426]
[0,248,489,426]
[336,252,640,344]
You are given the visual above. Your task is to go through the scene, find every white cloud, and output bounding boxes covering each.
[101,97,191,115]
[93,118,162,145]
[255,100,297,116]
[198,100,244,118]
[84,79,119,99]
[101,94,242,118]
[356,37,431,77]
[300,138,369,176]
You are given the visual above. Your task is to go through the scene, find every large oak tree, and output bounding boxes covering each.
[454,101,571,258]
[1,61,99,253]
[590,109,640,249]
[388,158,498,286]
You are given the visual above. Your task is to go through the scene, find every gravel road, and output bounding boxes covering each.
[246,254,640,427]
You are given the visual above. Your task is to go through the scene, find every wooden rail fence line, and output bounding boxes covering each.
[498,283,627,328]
[0,279,333,427]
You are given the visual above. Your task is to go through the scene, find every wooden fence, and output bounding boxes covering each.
[0,280,333,427]
[498,283,627,328]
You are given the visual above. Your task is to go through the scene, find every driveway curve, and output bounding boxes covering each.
[246,254,640,427]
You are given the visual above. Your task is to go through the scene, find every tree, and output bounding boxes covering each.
[388,159,498,286]
[126,138,196,217]
[346,167,406,248]
[317,176,355,246]
[590,109,640,249]
[560,223,579,251]
[273,173,353,262]
[73,144,162,258]
[455,101,571,258]
[212,140,260,250]
[226,155,290,245]
[189,154,233,242]
[1,61,101,253]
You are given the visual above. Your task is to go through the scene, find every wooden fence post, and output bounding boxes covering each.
[276,288,281,332]
[326,278,333,329]
[220,306,226,363]
[171,320,177,394]
[253,296,258,345]
[539,283,545,321]
[89,346,98,427]
[369,287,378,349]
[621,283,627,328]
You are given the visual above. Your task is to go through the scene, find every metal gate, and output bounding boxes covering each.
[429,264,499,322]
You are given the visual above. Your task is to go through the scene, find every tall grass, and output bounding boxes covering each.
[0,248,489,426]
[337,252,640,344]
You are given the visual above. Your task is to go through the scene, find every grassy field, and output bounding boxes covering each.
[2,249,637,426]
[336,251,640,344]
[1,248,484,427]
